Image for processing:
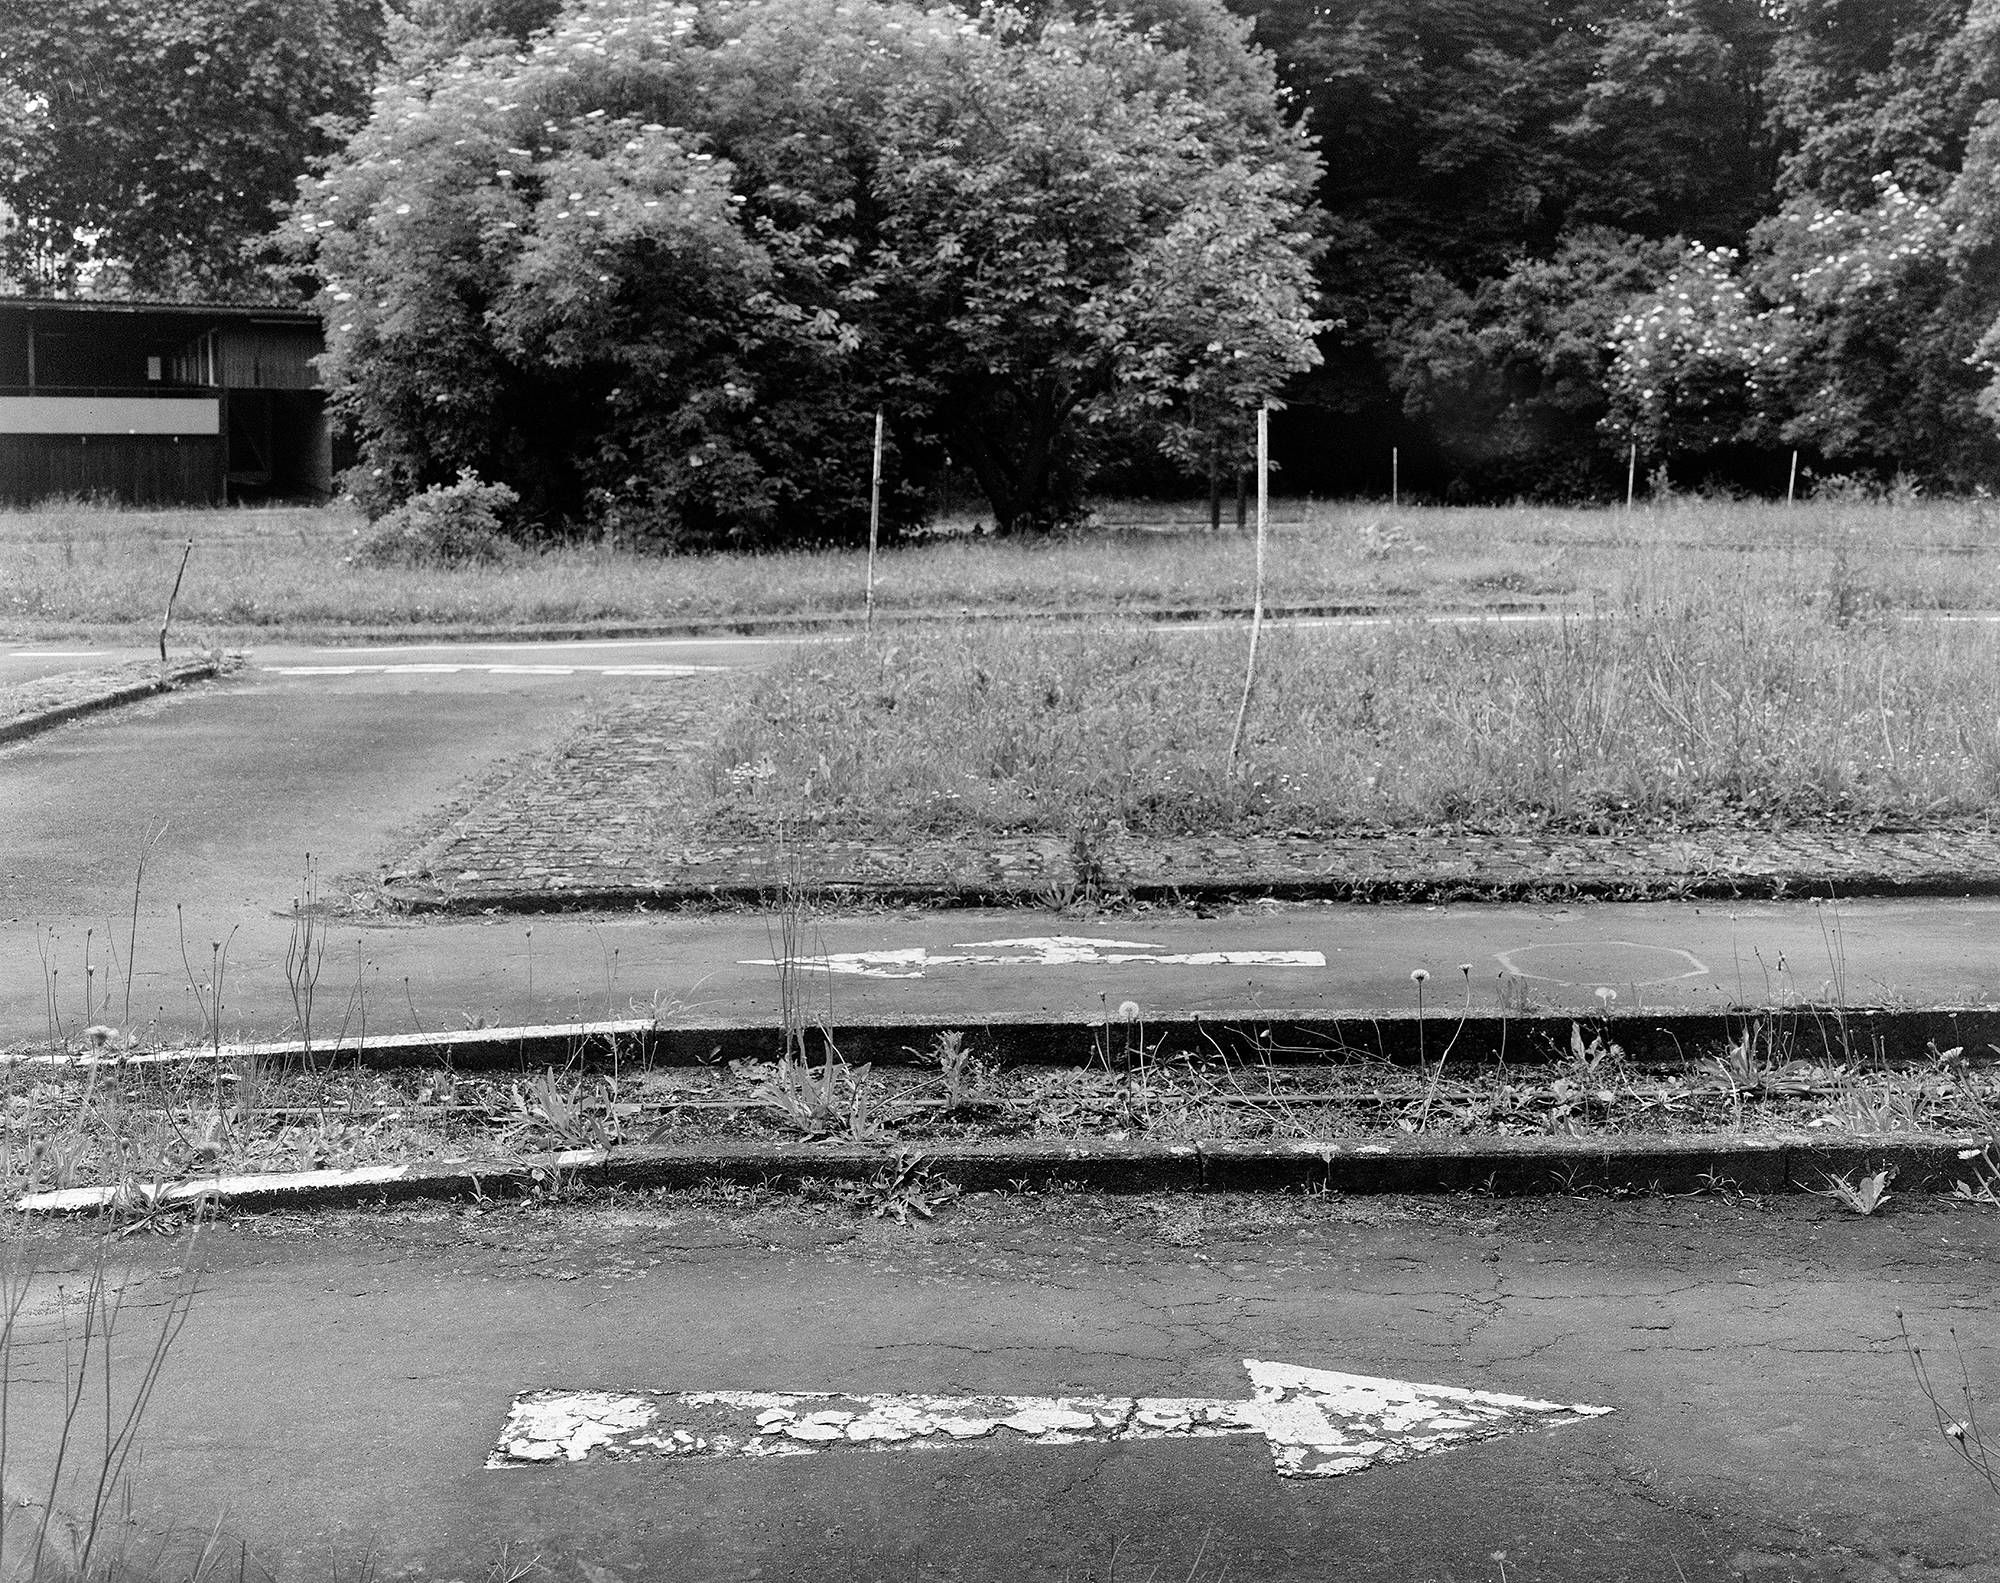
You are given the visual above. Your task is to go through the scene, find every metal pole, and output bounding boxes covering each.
[1391,446,1398,508]
[1626,443,1637,509]
[1787,449,1798,506]
[866,410,883,636]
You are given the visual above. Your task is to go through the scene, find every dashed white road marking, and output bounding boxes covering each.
[488,1359,1611,1479]
[263,662,727,677]
[6,649,109,659]
[741,934,1326,979]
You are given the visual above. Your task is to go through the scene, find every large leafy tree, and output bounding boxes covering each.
[0,0,392,296]
[291,0,1322,541]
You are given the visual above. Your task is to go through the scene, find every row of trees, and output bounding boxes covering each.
[4,0,2000,521]
[1243,0,2000,496]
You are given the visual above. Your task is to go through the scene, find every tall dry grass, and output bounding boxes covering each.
[8,494,2000,638]
[695,548,2000,835]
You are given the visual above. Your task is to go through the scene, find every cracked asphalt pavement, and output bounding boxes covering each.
[3,1189,1993,1582]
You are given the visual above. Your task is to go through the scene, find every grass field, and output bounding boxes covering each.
[13,493,2000,835]
[6,494,2000,640]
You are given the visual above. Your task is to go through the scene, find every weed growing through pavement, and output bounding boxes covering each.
[283,856,328,1074]
[909,1031,1001,1116]
[1899,1310,1999,1499]
[1809,1167,1895,1215]
[859,1151,960,1225]
[0,1217,211,1581]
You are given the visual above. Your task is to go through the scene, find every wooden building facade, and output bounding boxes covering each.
[0,298,333,506]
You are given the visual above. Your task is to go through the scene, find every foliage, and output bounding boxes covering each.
[352,469,518,567]
[0,0,391,296]
[1387,227,1678,495]
[1764,0,2000,208]
[1601,243,1792,458]
[288,0,1323,543]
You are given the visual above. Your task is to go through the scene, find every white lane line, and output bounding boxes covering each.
[488,1359,1612,1479]
[7,650,110,659]
[315,635,825,655]
[263,662,728,677]
[742,934,1326,979]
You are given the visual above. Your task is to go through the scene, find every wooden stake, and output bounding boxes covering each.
[1227,404,1269,776]
[1626,443,1637,509]
[866,410,883,636]
[159,537,193,663]
[1787,449,1798,506]
[1392,446,1399,508]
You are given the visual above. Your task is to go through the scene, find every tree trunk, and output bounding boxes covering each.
[1208,455,1222,532]
[1235,469,1247,532]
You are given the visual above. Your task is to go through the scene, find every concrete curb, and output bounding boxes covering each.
[0,657,224,747]
[203,599,1545,649]
[15,1133,1992,1216]
[23,1007,2000,1071]
[20,1006,2000,1071]
[382,866,2000,913]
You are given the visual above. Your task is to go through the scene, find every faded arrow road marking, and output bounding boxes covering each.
[488,1359,1610,1479]
[740,934,1326,979]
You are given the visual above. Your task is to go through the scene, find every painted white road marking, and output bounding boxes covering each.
[7,650,109,659]
[262,662,726,677]
[488,1359,1611,1479]
[741,934,1326,979]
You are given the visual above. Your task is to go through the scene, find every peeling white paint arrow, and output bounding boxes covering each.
[740,935,1326,980]
[488,1359,1609,1479]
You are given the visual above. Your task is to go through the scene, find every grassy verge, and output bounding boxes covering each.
[691,559,2000,838]
[5,495,2000,641]
[0,1028,1994,1204]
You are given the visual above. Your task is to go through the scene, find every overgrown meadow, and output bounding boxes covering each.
[10,495,2000,836]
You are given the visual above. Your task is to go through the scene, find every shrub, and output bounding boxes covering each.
[351,470,518,568]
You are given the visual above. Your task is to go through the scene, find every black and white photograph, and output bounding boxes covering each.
[0,0,1997,1577]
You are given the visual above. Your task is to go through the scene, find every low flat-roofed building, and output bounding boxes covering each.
[0,297,332,506]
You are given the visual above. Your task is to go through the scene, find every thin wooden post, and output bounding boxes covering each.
[1391,446,1399,508]
[865,410,883,636]
[1626,443,1637,509]
[1787,449,1799,506]
[1227,403,1269,775]
[159,537,193,662]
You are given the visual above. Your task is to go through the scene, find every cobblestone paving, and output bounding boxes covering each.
[377,680,2000,910]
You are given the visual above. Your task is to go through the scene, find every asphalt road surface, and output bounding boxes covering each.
[6,646,2000,1045]
[0,1192,1993,1582]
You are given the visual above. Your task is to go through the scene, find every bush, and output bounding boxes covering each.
[351,471,518,568]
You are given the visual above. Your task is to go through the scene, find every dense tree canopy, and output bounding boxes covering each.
[10,0,2000,508]
[288,0,1324,540]
[0,0,392,295]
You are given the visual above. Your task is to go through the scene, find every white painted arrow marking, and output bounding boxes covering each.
[488,1359,1609,1479]
[739,935,1326,980]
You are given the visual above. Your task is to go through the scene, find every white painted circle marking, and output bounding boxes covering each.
[1493,941,1708,988]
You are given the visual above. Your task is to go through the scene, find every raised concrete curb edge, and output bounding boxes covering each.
[382,867,2000,912]
[0,657,224,747]
[21,1006,1996,1071]
[16,1132,1993,1216]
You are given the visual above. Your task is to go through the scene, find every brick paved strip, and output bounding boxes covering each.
[0,657,224,746]
[379,682,2000,912]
